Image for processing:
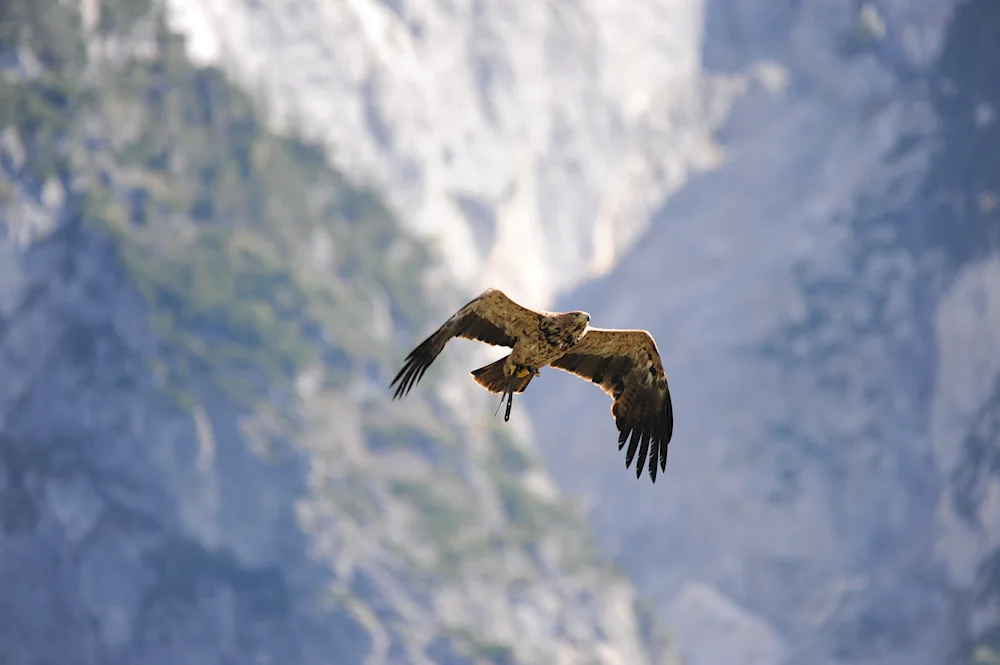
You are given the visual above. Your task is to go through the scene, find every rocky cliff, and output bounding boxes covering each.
[528,2,1000,665]
[0,1,680,663]
[161,0,748,307]
[6,1,997,665]
[159,0,991,662]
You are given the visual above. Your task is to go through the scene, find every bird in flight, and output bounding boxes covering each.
[390,288,674,482]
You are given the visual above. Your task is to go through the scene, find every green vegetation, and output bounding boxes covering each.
[0,10,87,184]
[495,474,564,537]
[488,429,532,475]
[446,626,516,664]
[388,478,471,544]
[1,0,432,409]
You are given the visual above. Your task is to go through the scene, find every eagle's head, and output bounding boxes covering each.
[550,311,591,344]
[570,310,591,336]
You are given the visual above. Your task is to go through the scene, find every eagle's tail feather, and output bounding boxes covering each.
[471,356,533,394]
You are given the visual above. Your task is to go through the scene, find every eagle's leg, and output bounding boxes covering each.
[494,363,536,422]
[503,365,539,421]
[493,376,517,421]
[494,367,524,422]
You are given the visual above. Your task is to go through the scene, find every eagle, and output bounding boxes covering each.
[390,288,674,482]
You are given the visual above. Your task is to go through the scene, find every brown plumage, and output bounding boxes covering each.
[390,288,674,482]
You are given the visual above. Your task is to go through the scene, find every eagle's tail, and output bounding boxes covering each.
[471,356,534,394]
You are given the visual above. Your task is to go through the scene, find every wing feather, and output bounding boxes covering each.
[549,328,674,482]
[390,288,539,399]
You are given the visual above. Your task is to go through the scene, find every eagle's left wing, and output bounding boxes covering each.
[549,328,674,482]
[390,288,541,399]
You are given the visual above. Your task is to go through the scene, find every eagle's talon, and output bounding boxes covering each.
[516,366,531,379]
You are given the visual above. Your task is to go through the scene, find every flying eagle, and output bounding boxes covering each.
[390,288,674,482]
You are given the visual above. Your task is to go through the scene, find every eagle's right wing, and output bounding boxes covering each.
[549,328,674,482]
[390,288,540,399]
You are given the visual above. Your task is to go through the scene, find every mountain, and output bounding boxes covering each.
[158,0,992,661]
[526,2,1000,665]
[0,1,681,664]
[7,1,997,665]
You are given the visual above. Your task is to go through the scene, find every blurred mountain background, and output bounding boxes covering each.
[0,1,997,665]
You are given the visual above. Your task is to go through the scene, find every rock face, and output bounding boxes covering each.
[7,1,998,665]
[158,0,962,312]
[0,2,680,664]
[664,582,789,665]
[526,2,1000,665]
[162,0,735,306]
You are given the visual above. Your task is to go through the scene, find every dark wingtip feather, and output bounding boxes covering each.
[624,425,640,470]
[613,399,672,483]
[389,334,443,400]
[659,392,673,472]
[635,428,651,480]
[663,391,674,443]
[649,441,658,483]
[389,355,419,400]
